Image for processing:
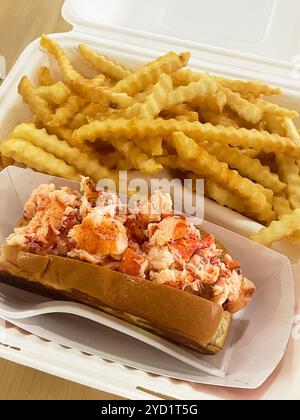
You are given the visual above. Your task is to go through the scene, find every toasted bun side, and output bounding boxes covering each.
[0,245,232,354]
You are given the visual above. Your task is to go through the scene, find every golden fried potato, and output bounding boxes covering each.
[202,142,286,193]
[251,209,300,246]
[273,196,292,219]
[111,138,163,174]
[36,82,71,105]
[171,132,276,223]
[0,138,80,181]
[255,99,298,120]
[139,74,173,118]
[40,35,109,106]
[165,76,217,110]
[48,95,87,127]
[223,88,263,125]
[79,44,131,81]
[113,51,190,96]
[11,124,113,182]
[72,118,299,157]
[172,69,281,96]
[277,156,300,210]
[39,66,55,86]
[19,76,52,125]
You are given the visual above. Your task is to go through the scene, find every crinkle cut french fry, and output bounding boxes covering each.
[239,149,260,158]
[92,73,106,83]
[74,103,108,120]
[171,69,204,86]
[216,77,281,97]
[199,109,239,128]
[273,196,292,219]
[11,124,113,182]
[162,103,192,117]
[117,159,135,171]
[207,91,227,113]
[296,161,300,177]
[124,144,164,175]
[165,77,218,109]
[137,137,163,156]
[223,88,263,125]
[48,96,87,127]
[18,76,52,125]
[257,184,274,206]
[68,113,88,130]
[276,122,300,227]
[251,209,300,246]
[112,51,190,96]
[72,119,299,157]
[0,138,80,181]
[39,66,55,86]
[110,93,134,109]
[24,120,103,164]
[221,109,246,128]
[190,121,298,156]
[195,91,227,114]
[255,99,299,120]
[175,112,199,122]
[133,86,154,104]
[120,103,143,119]
[204,179,252,217]
[97,104,142,121]
[289,231,300,242]
[79,44,132,81]
[46,125,74,143]
[68,103,110,129]
[36,82,71,105]
[0,154,14,168]
[156,155,179,170]
[22,84,76,145]
[188,173,251,216]
[283,118,300,143]
[202,142,286,193]
[277,155,300,210]
[40,35,109,106]
[111,138,163,174]
[264,114,286,136]
[273,200,300,246]
[139,74,173,118]
[171,132,276,222]
[256,120,268,131]
[171,69,281,96]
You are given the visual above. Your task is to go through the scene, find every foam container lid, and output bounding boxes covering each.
[63,0,300,62]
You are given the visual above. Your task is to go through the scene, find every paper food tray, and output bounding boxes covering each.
[0,0,299,399]
[0,166,294,390]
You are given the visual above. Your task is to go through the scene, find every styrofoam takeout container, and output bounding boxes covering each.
[0,0,300,399]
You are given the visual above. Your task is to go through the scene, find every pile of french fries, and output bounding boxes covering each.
[1,35,300,247]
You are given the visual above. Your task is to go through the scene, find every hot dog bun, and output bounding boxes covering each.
[0,244,232,355]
